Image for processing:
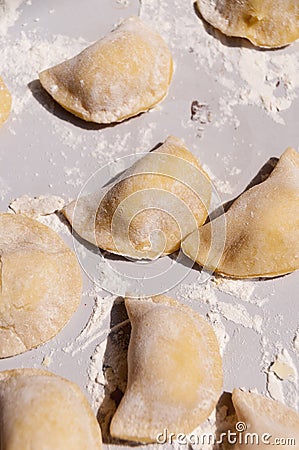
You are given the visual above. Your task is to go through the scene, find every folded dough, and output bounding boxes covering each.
[39,17,173,123]
[0,76,11,126]
[63,136,211,259]
[0,213,82,358]
[182,148,299,278]
[232,388,299,450]
[196,0,299,48]
[0,369,102,450]
[110,295,223,443]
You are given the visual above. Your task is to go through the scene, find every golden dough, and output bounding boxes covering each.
[0,76,11,126]
[182,148,299,278]
[63,136,211,259]
[197,0,299,48]
[110,295,223,443]
[39,17,173,123]
[232,389,299,450]
[0,369,102,450]
[0,213,82,358]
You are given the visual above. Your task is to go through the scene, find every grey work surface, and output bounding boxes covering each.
[0,1,298,449]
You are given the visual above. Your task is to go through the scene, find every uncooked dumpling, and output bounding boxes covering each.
[0,213,82,358]
[0,369,102,450]
[197,0,299,48]
[110,295,223,443]
[39,17,173,123]
[63,136,211,259]
[182,148,299,278]
[0,76,11,126]
[232,388,299,449]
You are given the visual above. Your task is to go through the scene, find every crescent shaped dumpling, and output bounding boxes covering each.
[39,17,173,123]
[110,295,223,443]
[182,148,299,278]
[0,369,102,450]
[232,389,299,449]
[0,213,82,358]
[63,136,211,260]
[196,0,299,48]
[0,76,11,126]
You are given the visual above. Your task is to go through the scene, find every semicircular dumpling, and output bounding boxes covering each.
[182,148,299,278]
[39,17,173,124]
[110,295,223,443]
[0,213,82,358]
[63,136,211,260]
[232,388,299,449]
[0,369,102,449]
[196,0,299,48]
[0,76,11,126]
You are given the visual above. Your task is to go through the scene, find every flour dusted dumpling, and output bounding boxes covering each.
[197,0,299,48]
[0,369,102,450]
[63,136,211,259]
[39,17,173,123]
[232,389,299,449]
[0,213,82,358]
[0,76,11,126]
[110,295,223,443]
[182,148,299,278]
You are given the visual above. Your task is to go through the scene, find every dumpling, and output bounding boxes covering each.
[0,76,11,126]
[196,0,299,48]
[110,295,223,443]
[39,17,173,123]
[0,369,102,449]
[63,136,211,259]
[182,148,299,278]
[0,213,82,358]
[232,388,299,449]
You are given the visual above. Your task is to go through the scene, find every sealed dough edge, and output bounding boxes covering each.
[232,388,299,450]
[39,17,173,124]
[196,0,299,48]
[110,294,223,443]
[63,135,212,260]
[0,368,102,450]
[182,147,299,279]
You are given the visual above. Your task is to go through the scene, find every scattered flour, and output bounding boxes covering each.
[0,0,23,36]
[9,194,69,234]
[0,31,88,114]
[9,193,65,216]
[140,0,299,125]
[202,163,233,195]
[264,347,299,409]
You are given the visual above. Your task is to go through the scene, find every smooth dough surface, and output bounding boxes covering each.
[0,76,11,126]
[0,369,102,450]
[197,0,299,48]
[182,148,299,278]
[110,295,223,443]
[0,213,82,358]
[39,17,173,123]
[63,136,211,260]
[232,389,299,450]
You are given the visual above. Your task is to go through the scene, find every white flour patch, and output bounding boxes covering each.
[140,0,299,125]
[0,0,23,35]
[0,32,88,115]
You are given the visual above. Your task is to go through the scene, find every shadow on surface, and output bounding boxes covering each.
[96,297,138,446]
[28,79,145,131]
[192,2,287,52]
